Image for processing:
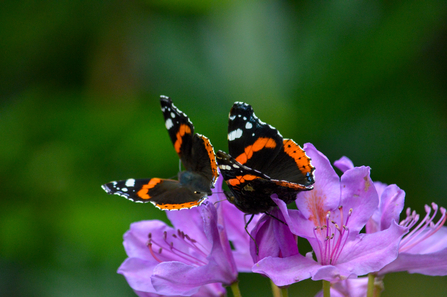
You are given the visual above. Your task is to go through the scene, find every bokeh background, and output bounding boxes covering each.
[1,1,447,296]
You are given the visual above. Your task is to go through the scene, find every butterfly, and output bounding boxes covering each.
[216,101,315,214]
[102,96,218,210]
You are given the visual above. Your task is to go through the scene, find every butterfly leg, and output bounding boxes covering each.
[244,214,260,255]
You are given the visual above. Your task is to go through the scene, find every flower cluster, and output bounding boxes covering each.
[117,144,447,296]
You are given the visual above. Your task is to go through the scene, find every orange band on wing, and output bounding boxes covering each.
[273,180,312,190]
[137,178,162,199]
[235,137,277,164]
[283,139,314,175]
[228,174,259,187]
[156,200,202,210]
[174,124,192,154]
[201,135,219,183]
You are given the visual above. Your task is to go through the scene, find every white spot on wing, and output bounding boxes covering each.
[171,112,176,118]
[245,122,253,129]
[125,179,135,187]
[228,128,243,141]
[165,118,174,130]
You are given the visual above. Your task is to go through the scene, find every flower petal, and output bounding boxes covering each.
[123,220,170,260]
[311,265,354,281]
[272,196,314,238]
[333,156,354,173]
[250,208,298,263]
[118,257,157,293]
[151,202,237,295]
[336,221,407,276]
[166,207,209,250]
[339,166,378,236]
[379,246,447,276]
[314,277,370,297]
[252,253,320,286]
[296,143,341,219]
[151,260,230,296]
[219,198,258,272]
[374,185,405,232]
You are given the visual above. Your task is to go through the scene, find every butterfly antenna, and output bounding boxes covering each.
[213,198,227,207]
[264,212,288,226]
[244,214,259,255]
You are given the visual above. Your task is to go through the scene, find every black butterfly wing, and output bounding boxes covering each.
[102,178,206,210]
[227,102,283,173]
[160,96,218,190]
[227,102,314,186]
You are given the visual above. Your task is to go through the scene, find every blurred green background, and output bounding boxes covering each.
[1,1,447,296]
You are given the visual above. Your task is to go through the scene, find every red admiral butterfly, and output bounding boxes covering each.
[216,102,315,214]
[101,96,219,210]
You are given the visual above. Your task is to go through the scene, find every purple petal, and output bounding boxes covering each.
[118,257,157,293]
[336,221,407,277]
[379,246,447,276]
[314,278,370,297]
[200,201,237,280]
[208,174,257,272]
[296,143,341,219]
[404,226,447,254]
[219,199,258,272]
[333,156,354,173]
[166,207,209,249]
[134,283,225,297]
[151,260,230,296]
[339,166,378,236]
[151,202,237,295]
[373,181,388,197]
[311,265,354,281]
[252,253,320,286]
[250,208,298,263]
[193,283,227,297]
[378,227,447,276]
[272,196,315,238]
[123,220,171,260]
[375,185,405,232]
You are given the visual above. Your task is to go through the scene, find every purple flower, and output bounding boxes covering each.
[118,195,237,296]
[335,157,447,276]
[249,207,298,264]
[380,203,447,275]
[205,174,261,272]
[216,197,260,272]
[251,144,407,286]
[314,277,373,297]
[134,282,225,297]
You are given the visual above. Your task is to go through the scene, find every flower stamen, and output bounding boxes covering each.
[314,207,352,265]
[147,230,209,266]
[399,203,447,253]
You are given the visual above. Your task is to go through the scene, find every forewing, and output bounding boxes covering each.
[160,96,195,161]
[227,102,283,173]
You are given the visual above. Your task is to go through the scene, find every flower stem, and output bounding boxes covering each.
[270,280,288,297]
[367,274,375,297]
[230,281,242,297]
[323,280,331,297]
[270,279,280,297]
